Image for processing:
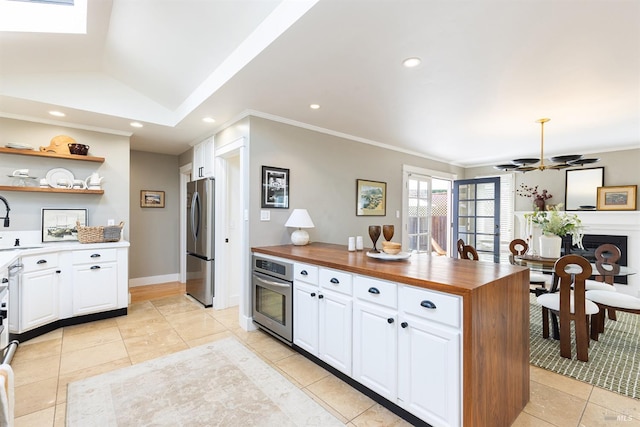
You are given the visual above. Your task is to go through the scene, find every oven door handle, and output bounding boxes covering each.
[254,275,291,289]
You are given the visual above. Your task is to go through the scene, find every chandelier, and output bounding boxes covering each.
[494,118,599,172]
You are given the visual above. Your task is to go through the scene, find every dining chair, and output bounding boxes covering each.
[585,244,620,292]
[537,254,599,362]
[460,244,479,261]
[508,239,552,294]
[456,239,465,259]
[586,290,640,341]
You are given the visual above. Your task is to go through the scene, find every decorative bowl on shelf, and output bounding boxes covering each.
[68,143,89,155]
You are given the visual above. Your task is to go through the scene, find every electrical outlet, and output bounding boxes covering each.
[107,219,115,226]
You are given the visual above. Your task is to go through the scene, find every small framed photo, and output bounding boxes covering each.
[41,208,88,242]
[261,166,289,209]
[356,179,387,216]
[596,185,637,211]
[141,190,165,208]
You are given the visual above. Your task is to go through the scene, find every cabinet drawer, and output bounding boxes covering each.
[354,275,397,309]
[294,263,318,285]
[21,253,59,271]
[72,248,117,264]
[320,268,352,295]
[399,285,461,329]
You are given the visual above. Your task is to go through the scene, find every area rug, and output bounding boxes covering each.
[66,337,343,426]
[529,295,640,399]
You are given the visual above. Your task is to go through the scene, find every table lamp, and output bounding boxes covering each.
[285,209,315,245]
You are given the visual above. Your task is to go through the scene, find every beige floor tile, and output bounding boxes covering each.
[523,381,586,427]
[186,330,235,347]
[300,387,350,424]
[61,325,122,353]
[12,354,60,387]
[128,342,189,364]
[580,402,640,426]
[117,315,174,339]
[305,375,375,421]
[510,411,557,427]
[530,365,593,400]
[246,333,296,362]
[14,377,58,418]
[53,403,66,427]
[274,353,330,387]
[350,403,413,426]
[15,405,55,427]
[56,357,131,404]
[588,387,640,421]
[17,329,62,347]
[170,312,228,341]
[59,340,128,375]
[62,317,118,336]
[122,328,186,357]
[12,338,62,363]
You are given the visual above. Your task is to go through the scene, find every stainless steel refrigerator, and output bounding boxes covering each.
[186,177,214,307]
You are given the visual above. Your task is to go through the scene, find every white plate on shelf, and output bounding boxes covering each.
[5,142,34,150]
[46,168,74,189]
[366,251,411,261]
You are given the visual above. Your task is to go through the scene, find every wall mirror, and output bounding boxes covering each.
[565,167,604,211]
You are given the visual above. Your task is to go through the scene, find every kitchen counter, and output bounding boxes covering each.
[252,242,531,427]
[0,241,130,270]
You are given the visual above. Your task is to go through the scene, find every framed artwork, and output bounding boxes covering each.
[261,166,289,209]
[565,167,604,210]
[140,190,165,208]
[596,185,637,211]
[356,179,386,216]
[41,208,88,242]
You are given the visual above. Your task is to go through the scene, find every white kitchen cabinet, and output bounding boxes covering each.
[397,285,461,427]
[318,288,352,375]
[352,275,398,400]
[192,136,214,179]
[19,253,60,332]
[293,280,319,354]
[72,248,118,315]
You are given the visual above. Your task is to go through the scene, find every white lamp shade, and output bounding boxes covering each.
[285,209,315,228]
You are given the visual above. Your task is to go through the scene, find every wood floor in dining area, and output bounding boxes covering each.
[11,282,640,426]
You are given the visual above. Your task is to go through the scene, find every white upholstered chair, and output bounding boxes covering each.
[587,290,640,341]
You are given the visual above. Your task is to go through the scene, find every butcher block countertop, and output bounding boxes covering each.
[252,242,528,297]
[253,242,531,427]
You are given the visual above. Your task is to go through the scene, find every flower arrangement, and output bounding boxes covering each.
[524,204,584,249]
[517,184,552,204]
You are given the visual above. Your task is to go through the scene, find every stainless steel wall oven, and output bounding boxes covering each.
[252,255,292,344]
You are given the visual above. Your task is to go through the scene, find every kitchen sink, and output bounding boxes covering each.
[0,246,43,252]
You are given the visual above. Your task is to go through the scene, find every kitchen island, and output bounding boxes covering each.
[252,242,530,427]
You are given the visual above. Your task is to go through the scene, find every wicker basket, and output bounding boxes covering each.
[77,221,124,244]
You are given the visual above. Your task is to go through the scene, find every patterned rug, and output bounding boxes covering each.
[66,337,343,426]
[529,295,640,399]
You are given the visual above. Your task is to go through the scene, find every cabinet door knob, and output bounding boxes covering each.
[318,294,324,299]
[420,300,437,309]
[368,287,380,294]
[387,317,394,324]
[310,292,316,297]
[301,270,308,276]
[1,278,7,283]
[330,278,339,284]
[90,265,101,270]
[401,322,408,328]
[90,254,101,258]
[36,259,47,264]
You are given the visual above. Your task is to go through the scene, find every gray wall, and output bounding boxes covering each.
[248,116,464,247]
[465,148,640,211]
[129,150,180,279]
[0,117,130,238]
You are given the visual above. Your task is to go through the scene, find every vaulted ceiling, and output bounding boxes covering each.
[1,0,638,167]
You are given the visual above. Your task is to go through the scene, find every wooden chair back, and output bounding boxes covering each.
[457,239,465,258]
[461,245,479,261]
[593,243,621,285]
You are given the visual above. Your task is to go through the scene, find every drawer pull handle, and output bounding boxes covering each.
[401,322,408,328]
[301,270,308,276]
[310,292,316,297]
[318,294,324,299]
[387,317,394,324]
[90,265,101,270]
[36,259,47,264]
[368,287,380,294]
[420,300,436,309]
[56,270,61,274]
[1,278,7,284]
[90,254,101,258]
[330,278,339,284]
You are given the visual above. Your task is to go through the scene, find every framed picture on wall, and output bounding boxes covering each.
[356,179,386,216]
[140,190,165,208]
[596,185,637,211]
[261,166,289,209]
[41,208,88,242]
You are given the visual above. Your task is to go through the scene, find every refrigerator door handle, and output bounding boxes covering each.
[191,191,201,242]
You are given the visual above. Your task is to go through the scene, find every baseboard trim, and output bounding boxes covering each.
[129,273,179,287]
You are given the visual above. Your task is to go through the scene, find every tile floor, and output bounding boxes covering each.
[10,286,640,427]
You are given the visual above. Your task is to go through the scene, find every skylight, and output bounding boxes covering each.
[0,0,87,33]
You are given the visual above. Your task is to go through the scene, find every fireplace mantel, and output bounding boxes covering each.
[515,211,639,296]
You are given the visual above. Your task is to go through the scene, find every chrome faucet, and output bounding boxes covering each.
[0,195,10,227]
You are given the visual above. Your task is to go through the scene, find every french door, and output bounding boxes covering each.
[453,177,501,263]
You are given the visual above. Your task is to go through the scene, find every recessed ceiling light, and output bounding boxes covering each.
[49,111,65,117]
[130,122,143,128]
[310,104,320,110]
[202,117,216,123]
[402,57,422,68]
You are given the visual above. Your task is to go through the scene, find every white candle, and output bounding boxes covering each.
[348,236,356,251]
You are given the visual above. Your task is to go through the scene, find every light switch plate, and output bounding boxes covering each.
[260,210,270,221]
